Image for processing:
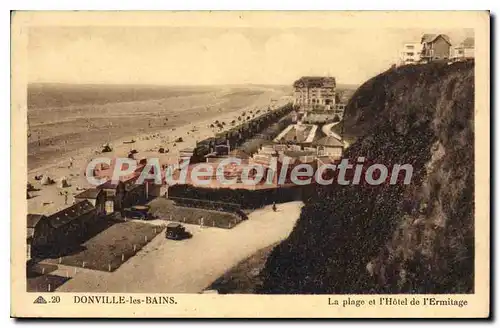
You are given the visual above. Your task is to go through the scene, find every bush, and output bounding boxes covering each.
[168,184,308,209]
[259,61,475,294]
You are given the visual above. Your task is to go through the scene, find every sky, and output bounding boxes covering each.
[28,26,473,86]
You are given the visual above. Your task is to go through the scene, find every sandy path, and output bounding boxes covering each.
[321,121,342,140]
[56,201,303,293]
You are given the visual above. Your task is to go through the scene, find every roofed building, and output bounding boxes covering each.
[274,123,318,146]
[293,76,337,111]
[123,182,147,209]
[27,214,49,261]
[313,136,344,159]
[400,42,423,65]
[28,200,97,259]
[420,34,452,62]
[97,180,126,214]
[74,188,106,216]
[452,37,475,62]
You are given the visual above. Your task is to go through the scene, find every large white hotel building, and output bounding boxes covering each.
[293,76,337,111]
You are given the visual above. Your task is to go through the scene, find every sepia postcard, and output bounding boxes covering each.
[11,11,490,318]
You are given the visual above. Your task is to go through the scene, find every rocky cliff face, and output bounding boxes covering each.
[259,61,475,294]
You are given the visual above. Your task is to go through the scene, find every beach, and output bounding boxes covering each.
[27,84,292,215]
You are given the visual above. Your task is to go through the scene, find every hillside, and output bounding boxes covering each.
[259,61,475,294]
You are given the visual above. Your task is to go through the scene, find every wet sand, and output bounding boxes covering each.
[28,84,290,170]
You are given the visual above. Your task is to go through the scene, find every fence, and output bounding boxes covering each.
[169,196,247,220]
[168,184,309,209]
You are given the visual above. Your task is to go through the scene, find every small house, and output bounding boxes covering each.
[27,214,49,261]
[74,188,106,216]
[28,200,97,258]
[313,136,344,159]
[97,180,126,214]
[420,34,452,62]
[400,42,423,65]
[44,200,97,252]
[452,37,475,62]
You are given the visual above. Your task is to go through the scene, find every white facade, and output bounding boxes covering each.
[452,47,474,61]
[400,42,423,65]
[451,38,475,62]
[317,146,343,158]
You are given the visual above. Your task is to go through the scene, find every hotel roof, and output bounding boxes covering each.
[293,76,336,88]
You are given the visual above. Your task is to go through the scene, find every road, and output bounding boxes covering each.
[56,201,303,293]
[321,121,342,140]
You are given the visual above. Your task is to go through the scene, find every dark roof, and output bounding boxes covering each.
[313,136,344,147]
[421,33,436,43]
[97,180,124,190]
[167,222,181,228]
[125,182,145,192]
[47,200,95,229]
[421,33,451,45]
[293,76,336,88]
[74,188,102,199]
[27,214,46,228]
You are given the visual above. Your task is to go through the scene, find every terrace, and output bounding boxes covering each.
[273,123,318,145]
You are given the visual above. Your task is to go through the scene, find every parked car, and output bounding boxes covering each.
[132,205,149,213]
[130,205,157,220]
[123,208,146,220]
[165,223,192,240]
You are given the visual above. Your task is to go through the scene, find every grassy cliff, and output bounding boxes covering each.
[259,61,475,294]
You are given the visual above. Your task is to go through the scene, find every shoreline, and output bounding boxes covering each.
[28,94,291,174]
[27,93,292,215]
